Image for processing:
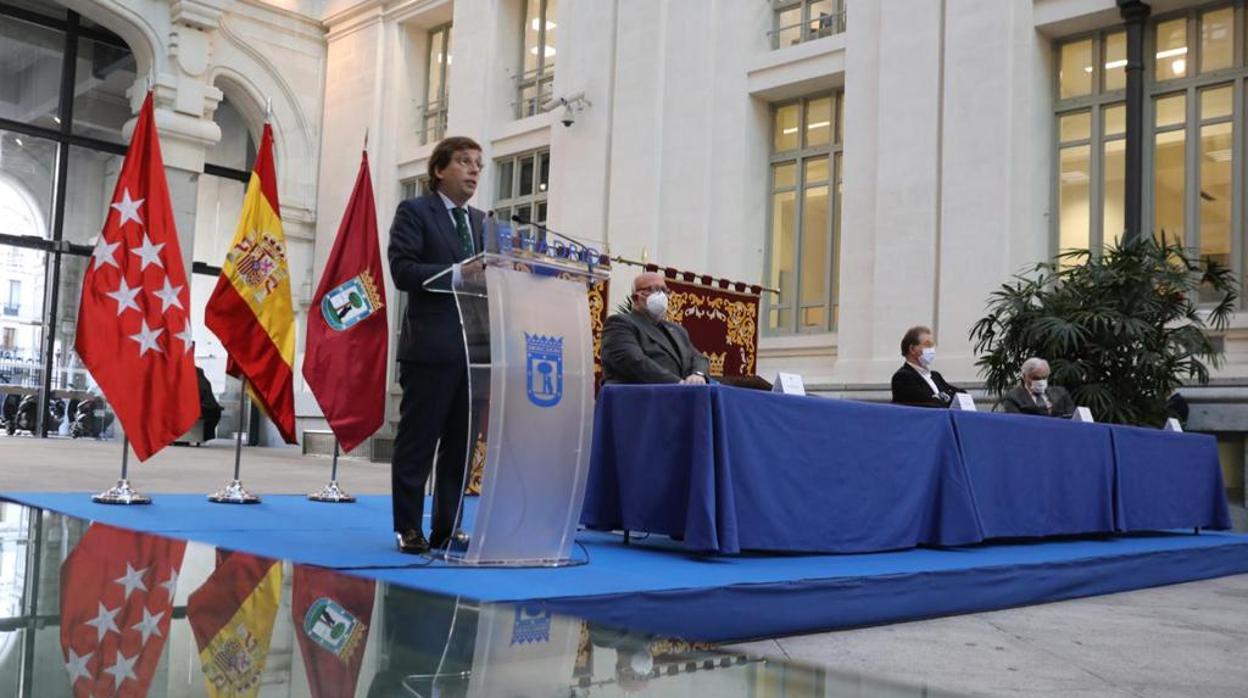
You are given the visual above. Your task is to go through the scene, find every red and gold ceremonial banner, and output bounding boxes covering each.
[204,123,297,443]
[59,524,186,698]
[291,566,375,698]
[303,151,387,452]
[74,91,200,461]
[186,551,283,698]
[647,265,762,377]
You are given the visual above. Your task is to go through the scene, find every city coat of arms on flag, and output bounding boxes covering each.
[320,270,383,332]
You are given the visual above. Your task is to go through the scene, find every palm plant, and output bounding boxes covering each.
[969,234,1237,426]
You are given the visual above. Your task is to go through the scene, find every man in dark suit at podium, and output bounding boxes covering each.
[891,325,964,408]
[387,136,485,554]
[602,272,710,385]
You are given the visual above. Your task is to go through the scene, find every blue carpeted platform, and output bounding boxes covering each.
[5,491,1247,642]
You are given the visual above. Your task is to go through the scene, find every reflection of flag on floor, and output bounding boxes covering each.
[204,123,297,443]
[302,151,388,453]
[74,91,200,461]
[292,565,376,698]
[186,552,283,698]
[59,524,186,698]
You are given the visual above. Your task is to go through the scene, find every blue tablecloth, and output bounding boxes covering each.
[1108,425,1233,531]
[582,385,1232,555]
[949,411,1117,538]
[583,385,984,554]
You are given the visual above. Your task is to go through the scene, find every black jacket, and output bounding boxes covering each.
[890,362,963,408]
[999,384,1076,417]
[387,193,485,364]
[601,310,710,384]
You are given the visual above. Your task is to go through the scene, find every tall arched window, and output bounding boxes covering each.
[0,3,137,436]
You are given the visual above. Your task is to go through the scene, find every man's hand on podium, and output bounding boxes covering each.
[681,373,708,386]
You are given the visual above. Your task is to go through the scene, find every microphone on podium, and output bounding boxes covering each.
[507,214,603,267]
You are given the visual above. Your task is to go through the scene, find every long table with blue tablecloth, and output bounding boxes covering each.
[581,385,1232,554]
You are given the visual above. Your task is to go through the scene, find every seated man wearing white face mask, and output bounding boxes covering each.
[891,325,964,408]
[1000,357,1076,417]
[601,272,710,385]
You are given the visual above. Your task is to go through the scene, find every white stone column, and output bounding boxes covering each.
[833,0,943,385]
[934,0,1052,382]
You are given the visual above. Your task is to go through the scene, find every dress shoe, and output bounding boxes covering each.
[396,529,429,554]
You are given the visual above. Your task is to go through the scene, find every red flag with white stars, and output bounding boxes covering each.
[59,524,187,698]
[74,91,201,460]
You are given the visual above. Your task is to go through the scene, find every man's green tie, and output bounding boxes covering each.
[452,207,474,256]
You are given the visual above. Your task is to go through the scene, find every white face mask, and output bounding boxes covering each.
[645,291,668,320]
[1030,379,1048,395]
[919,347,936,368]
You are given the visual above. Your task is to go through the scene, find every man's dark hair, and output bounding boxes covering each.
[427,136,483,191]
[900,325,932,357]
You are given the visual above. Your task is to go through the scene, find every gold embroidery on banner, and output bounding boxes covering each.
[648,637,716,656]
[665,291,759,375]
[706,352,726,377]
[466,434,486,495]
[588,283,606,376]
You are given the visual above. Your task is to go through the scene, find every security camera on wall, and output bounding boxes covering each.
[544,92,591,128]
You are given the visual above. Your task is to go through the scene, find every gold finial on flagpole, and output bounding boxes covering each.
[265,97,273,123]
[363,128,369,152]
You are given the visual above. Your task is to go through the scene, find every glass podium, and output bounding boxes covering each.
[423,230,609,566]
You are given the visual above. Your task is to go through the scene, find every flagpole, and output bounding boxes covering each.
[93,436,152,505]
[308,439,355,503]
[208,379,261,504]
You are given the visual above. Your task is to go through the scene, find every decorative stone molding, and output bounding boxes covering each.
[170,0,222,30]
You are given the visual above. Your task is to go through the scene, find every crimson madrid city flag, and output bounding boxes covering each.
[74,91,201,461]
[302,150,388,452]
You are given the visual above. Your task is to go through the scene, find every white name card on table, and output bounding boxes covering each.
[1164,418,1183,432]
[1072,406,1095,423]
[951,393,977,411]
[772,372,806,396]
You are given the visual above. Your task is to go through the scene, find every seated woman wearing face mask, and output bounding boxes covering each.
[601,272,711,385]
[999,357,1077,417]
[891,325,965,408]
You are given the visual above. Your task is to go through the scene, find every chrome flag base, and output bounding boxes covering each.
[208,479,261,504]
[92,479,152,505]
[308,480,356,503]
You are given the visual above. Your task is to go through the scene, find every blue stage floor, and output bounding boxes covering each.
[5,491,1247,642]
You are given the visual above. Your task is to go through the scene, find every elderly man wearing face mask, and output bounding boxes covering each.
[1000,357,1077,417]
[890,325,965,408]
[601,272,711,385]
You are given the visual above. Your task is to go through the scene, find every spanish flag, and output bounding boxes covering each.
[205,124,297,443]
[187,552,283,698]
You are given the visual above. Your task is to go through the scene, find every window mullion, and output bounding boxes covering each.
[793,154,805,333]
[794,100,808,333]
[1232,78,1245,302]
[1185,85,1201,250]
[538,0,548,77]
[440,28,449,103]
[1090,104,1105,252]
[763,162,779,332]
[823,154,836,333]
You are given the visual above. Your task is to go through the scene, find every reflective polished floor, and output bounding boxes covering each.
[0,501,963,697]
